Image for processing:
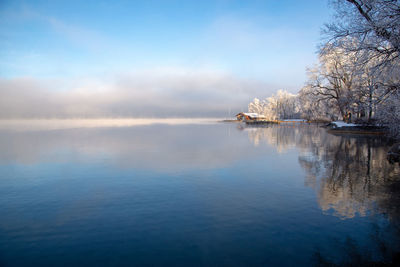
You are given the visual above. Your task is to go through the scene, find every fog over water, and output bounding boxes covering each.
[0,70,278,118]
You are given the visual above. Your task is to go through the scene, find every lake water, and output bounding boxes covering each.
[0,119,399,266]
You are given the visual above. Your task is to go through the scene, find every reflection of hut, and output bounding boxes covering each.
[236,112,266,121]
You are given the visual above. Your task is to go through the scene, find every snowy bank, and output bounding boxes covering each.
[326,121,387,135]
[330,121,357,128]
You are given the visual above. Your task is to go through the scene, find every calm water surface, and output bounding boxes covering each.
[0,120,399,266]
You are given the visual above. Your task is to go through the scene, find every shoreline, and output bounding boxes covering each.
[221,119,389,136]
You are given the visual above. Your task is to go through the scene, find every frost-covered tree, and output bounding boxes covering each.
[298,0,400,136]
[304,40,361,118]
[375,90,400,137]
[351,56,400,121]
[248,90,300,120]
[299,85,339,121]
[326,0,400,91]
[322,1,400,134]
[272,90,300,119]
[248,98,266,115]
[248,98,276,120]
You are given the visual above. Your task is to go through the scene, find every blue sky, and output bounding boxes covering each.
[0,0,333,117]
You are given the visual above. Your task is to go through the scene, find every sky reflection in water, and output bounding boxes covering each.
[0,120,399,266]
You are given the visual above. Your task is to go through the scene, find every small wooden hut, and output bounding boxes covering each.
[236,112,266,121]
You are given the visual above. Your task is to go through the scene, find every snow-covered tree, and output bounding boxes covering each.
[375,90,400,137]
[325,0,400,91]
[303,40,363,118]
[248,90,300,120]
[299,85,339,121]
[303,34,400,129]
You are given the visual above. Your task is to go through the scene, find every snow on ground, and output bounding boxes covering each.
[331,121,357,128]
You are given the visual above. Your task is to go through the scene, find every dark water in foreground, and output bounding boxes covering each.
[0,120,399,266]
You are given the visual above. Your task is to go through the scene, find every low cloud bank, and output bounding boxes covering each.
[0,69,277,118]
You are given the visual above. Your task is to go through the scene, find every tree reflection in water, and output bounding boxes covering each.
[313,225,400,266]
[241,123,400,265]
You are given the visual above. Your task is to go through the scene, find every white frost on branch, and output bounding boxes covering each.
[248,90,300,120]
